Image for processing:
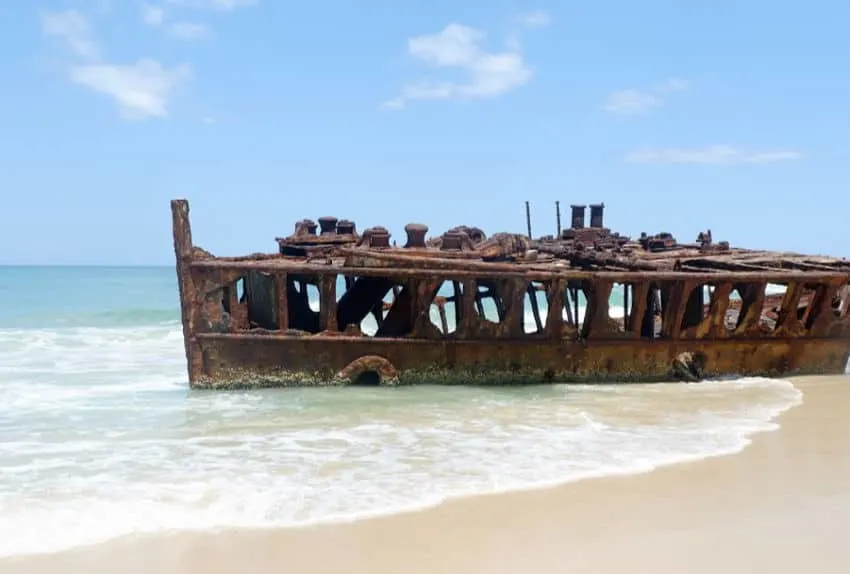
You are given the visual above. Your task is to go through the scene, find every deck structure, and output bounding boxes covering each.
[171,199,850,388]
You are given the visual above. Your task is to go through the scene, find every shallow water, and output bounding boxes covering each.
[0,267,811,557]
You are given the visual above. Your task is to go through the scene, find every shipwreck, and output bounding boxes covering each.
[171,199,850,388]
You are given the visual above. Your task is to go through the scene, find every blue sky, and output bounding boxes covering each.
[1,0,848,265]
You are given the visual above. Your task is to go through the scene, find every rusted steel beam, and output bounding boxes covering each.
[526,282,544,333]
[275,273,288,330]
[318,274,338,332]
[545,279,566,339]
[189,259,849,284]
[628,281,649,338]
[774,281,805,336]
[733,281,767,337]
[171,199,203,384]
[806,283,841,337]
[661,280,698,339]
[584,279,616,339]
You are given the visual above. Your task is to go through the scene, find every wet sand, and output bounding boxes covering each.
[5,375,849,574]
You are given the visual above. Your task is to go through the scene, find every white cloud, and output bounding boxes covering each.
[141,3,166,26]
[70,59,191,119]
[41,9,100,60]
[168,21,212,39]
[383,23,534,110]
[624,145,803,165]
[519,10,550,27]
[141,3,212,40]
[40,10,190,120]
[603,77,689,115]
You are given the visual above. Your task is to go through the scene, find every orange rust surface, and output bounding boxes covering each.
[169,199,850,388]
[193,334,850,388]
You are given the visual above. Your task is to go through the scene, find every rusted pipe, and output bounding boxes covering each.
[570,205,586,229]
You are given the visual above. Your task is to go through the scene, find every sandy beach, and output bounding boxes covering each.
[4,374,849,574]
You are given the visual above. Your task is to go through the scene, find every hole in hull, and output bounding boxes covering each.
[351,370,381,386]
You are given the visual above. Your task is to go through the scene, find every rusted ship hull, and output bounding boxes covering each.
[172,199,850,389]
[191,334,849,389]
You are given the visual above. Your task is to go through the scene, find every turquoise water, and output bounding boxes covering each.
[0,266,807,557]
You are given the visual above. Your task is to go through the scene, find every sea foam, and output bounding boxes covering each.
[0,319,804,558]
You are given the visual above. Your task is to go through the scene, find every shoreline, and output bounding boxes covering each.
[3,374,848,573]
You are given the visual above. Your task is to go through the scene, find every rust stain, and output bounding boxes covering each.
[170,199,850,389]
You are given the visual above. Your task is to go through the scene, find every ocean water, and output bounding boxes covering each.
[0,266,811,557]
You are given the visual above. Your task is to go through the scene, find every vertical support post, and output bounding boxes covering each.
[573,286,581,329]
[661,280,697,339]
[525,201,532,239]
[623,283,630,331]
[733,281,767,336]
[775,281,804,334]
[437,301,449,334]
[585,280,615,339]
[629,281,649,338]
[276,273,289,331]
[806,282,840,336]
[457,279,477,338]
[555,201,561,237]
[171,199,203,385]
[319,274,338,332]
[508,279,525,337]
[546,279,566,339]
[707,282,733,337]
[563,284,575,326]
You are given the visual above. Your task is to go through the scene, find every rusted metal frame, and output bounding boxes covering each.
[227,277,249,330]
[171,199,203,383]
[464,277,524,339]
[318,273,338,332]
[544,279,566,339]
[680,283,715,339]
[195,331,845,345]
[623,283,630,330]
[432,295,450,334]
[190,266,245,297]
[492,282,507,323]
[410,278,444,339]
[275,273,289,330]
[704,282,733,338]
[505,278,526,337]
[375,279,414,337]
[568,282,582,329]
[805,282,841,337]
[799,284,818,327]
[659,280,698,339]
[732,281,767,336]
[474,288,487,316]
[584,279,616,339]
[189,260,848,284]
[774,281,805,335]
[456,279,478,339]
[563,284,575,327]
[452,281,464,323]
[627,281,649,338]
